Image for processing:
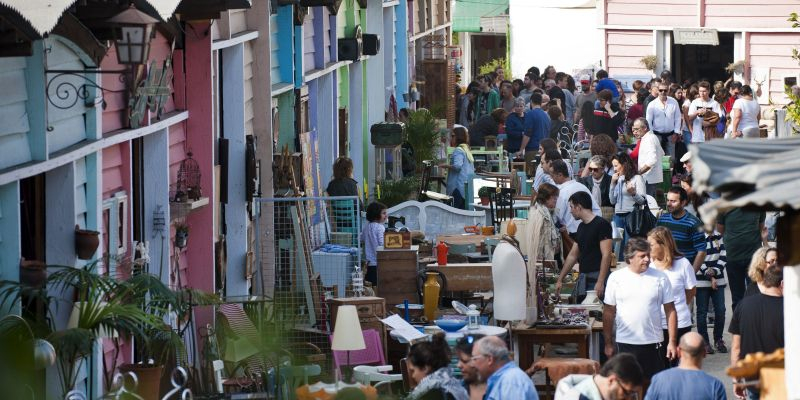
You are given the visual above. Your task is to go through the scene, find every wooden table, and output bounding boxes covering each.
[513,325,591,371]
[426,263,493,292]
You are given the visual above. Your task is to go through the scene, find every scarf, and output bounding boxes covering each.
[458,143,474,163]
[524,203,559,325]
[407,368,469,400]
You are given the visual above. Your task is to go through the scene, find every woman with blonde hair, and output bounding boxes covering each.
[744,247,778,298]
[647,226,697,367]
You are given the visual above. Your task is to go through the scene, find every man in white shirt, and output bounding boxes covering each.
[645,82,682,159]
[687,81,722,143]
[550,159,601,235]
[632,118,664,197]
[604,237,678,384]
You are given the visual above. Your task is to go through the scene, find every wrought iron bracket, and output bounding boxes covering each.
[44,68,132,110]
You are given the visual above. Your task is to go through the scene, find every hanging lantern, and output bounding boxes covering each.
[108,4,158,65]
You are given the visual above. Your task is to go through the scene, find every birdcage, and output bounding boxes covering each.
[176,152,202,201]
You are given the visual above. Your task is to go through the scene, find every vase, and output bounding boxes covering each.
[423,272,441,322]
[119,363,164,400]
[19,259,47,288]
[74,225,100,260]
[480,196,489,206]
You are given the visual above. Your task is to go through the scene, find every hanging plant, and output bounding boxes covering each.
[726,60,747,75]
[640,55,658,72]
[174,223,189,249]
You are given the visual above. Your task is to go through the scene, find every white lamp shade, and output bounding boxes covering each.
[222,336,259,363]
[67,301,119,338]
[331,305,366,351]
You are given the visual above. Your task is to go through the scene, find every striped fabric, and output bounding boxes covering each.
[218,303,270,376]
[698,231,727,288]
[657,212,706,260]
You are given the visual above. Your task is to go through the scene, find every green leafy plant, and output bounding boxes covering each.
[405,109,442,171]
[478,186,493,198]
[785,12,800,134]
[478,57,510,79]
[377,176,421,208]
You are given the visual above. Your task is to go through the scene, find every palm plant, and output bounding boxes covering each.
[405,108,442,172]
[0,262,161,398]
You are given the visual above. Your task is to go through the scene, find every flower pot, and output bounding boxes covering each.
[119,363,164,400]
[174,231,189,249]
[20,258,47,288]
[480,196,489,206]
[74,225,100,260]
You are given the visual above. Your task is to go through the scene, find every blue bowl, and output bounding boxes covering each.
[434,319,468,332]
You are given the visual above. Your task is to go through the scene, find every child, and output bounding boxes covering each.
[363,202,388,285]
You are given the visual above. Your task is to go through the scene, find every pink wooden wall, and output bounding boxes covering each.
[749,33,800,104]
[605,0,695,27]
[606,30,653,76]
[705,1,798,29]
[605,0,798,29]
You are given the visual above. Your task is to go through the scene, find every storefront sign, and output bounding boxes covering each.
[673,28,719,46]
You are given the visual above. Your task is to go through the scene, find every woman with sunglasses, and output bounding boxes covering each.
[609,151,646,260]
[406,332,469,400]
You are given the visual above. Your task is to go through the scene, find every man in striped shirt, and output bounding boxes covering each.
[656,186,706,273]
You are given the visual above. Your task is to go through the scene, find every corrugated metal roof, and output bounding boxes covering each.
[0,0,181,36]
[1,0,76,36]
[691,137,800,228]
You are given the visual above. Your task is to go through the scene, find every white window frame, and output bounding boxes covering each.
[102,191,128,257]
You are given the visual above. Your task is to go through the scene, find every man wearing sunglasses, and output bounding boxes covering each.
[645,83,682,158]
[555,353,644,400]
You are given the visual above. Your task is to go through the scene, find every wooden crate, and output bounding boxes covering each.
[329,297,388,360]
[377,247,420,307]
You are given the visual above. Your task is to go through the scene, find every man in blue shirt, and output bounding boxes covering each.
[645,332,727,400]
[471,336,538,400]
[657,186,707,273]
[519,92,550,157]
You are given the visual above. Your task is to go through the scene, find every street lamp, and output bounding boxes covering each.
[108,4,158,66]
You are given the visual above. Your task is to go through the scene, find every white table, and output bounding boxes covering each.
[389,324,507,344]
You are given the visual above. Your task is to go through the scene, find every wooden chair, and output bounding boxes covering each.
[419,160,453,205]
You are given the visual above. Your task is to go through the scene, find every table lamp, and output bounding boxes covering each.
[331,305,365,382]
[222,336,259,363]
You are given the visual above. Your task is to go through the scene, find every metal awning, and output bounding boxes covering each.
[0,0,182,38]
[453,0,507,33]
[0,0,76,37]
[691,137,800,228]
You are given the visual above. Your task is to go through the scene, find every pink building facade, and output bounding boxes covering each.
[600,0,800,106]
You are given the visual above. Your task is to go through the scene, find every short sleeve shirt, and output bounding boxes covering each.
[651,258,697,329]
[605,267,673,344]
[575,217,612,274]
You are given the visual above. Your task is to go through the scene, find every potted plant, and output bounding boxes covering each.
[75,225,101,260]
[174,223,189,249]
[640,55,658,73]
[405,109,441,173]
[478,186,492,206]
[0,261,159,399]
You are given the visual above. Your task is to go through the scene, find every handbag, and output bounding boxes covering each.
[625,201,657,237]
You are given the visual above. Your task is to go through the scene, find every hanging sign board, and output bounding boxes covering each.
[673,28,719,46]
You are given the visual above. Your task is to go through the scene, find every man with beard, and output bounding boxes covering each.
[657,186,707,273]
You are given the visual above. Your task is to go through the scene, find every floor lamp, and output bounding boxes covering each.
[331,305,365,383]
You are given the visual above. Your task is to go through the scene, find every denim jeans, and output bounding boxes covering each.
[696,286,726,343]
[727,259,752,312]
[613,213,630,261]
[682,129,692,144]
